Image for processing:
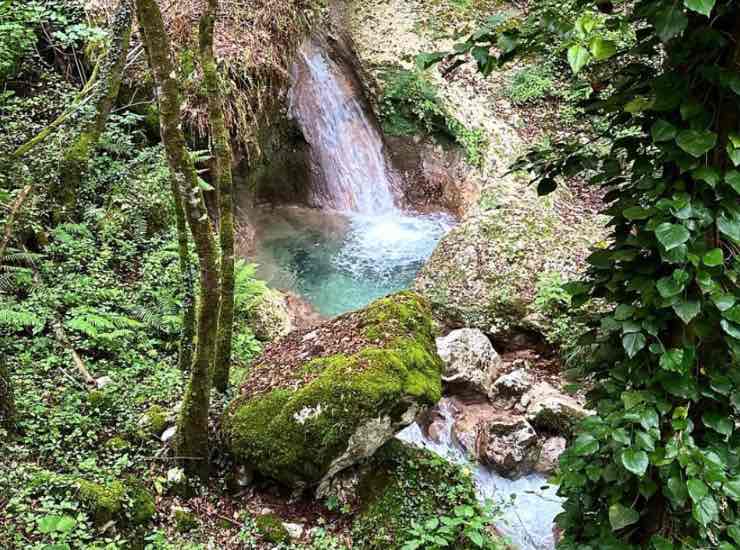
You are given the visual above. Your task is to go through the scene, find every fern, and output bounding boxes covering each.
[64,307,142,339]
[0,307,45,333]
[234,260,267,311]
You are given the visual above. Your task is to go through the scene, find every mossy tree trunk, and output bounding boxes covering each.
[199,0,235,392]
[0,355,15,433]
[171,175,195,373]
[135,0,221,480]
[51,0,133,220]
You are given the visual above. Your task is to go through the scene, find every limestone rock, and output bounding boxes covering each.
[477,415,540,479]
[222,292,443,487]
[492,368,533,398]
[436,328,502,397]
[522,382,590,435]
[246,289,292,342]
[535,436,567,474]
[450,400,496,458]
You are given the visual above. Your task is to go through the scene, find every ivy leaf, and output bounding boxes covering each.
[726,170,740,194]
[703,248,724,267]
[693,495,719,527]
[684,0,716,17]
[656,276,684,298]
[718,213,740,243]
[654,6,688,42]
[624,206,651,220]
[622,448,649,476]
[723,305,740,323]
[590,38,617,60]
[655,223,690,250]
[724,478,740,501]
[721,319,740,339]
[660,349,685,372]
[693,166,721,186]
[703,411,734,437]
[567,44,591,74]
[676,129,717,157]
[537,177,557,196]
[673,300,701,324]
[727,143,740,166]
[651,120,677,142]
[713,293,736,311]
[666,476,688,507]
[609,503,640,530]
[623,332,647,358]
[572,433,599,456]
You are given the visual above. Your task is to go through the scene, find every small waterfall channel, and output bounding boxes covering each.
[247,39,453,317]
[397,401,564,550]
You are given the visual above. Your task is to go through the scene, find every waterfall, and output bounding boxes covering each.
[289,39,398,214]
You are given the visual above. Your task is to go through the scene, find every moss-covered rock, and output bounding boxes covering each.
[138,404,169,437]
[222,291,443,487]
[76,478,156,527]
[350,440,498,550]
[255,513,290,544]
[173,506,198,532]
[245,288,293,342]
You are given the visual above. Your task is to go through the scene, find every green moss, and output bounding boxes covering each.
[223,291,443,486]
[129,484,156,525]
[77,479,126,525]
[255,513,290,544]
[173,507,198,532]
[139,404,168,436]
[104,436,129,451]
[351,440,485,550]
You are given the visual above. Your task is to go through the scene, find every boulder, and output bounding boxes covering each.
[535,436,567,475]
[477,415,540,479]
[222,292,443,488]
[492,368,533,399]
[522,382,590,435]
[436,328,502,397]
[450,399,496,458]
[246,289,292,342]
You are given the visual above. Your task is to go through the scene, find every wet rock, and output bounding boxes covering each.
[436,328,502,397]
[492,368,533,398]
[535,436,567,475]
[450,400,496,458]
[477,416,540,479]
[222,292,443,488]
[417,406,447,444]
[522,382,590,435]
[246,289,292,342]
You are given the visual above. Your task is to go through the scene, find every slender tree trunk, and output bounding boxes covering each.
[135,0,221,480]
[199,0,235,392]
[0,355,15,433]
[51,0,133,220]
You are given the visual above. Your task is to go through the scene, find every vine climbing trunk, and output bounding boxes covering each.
[135,0,221,480]
[52,0,133,221]
[0,355,15,433]
[199,0,235,392]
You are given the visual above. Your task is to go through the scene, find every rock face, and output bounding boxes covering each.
[246,289,293,342]
[222,292,443,487]
[522,382,590,435]
[535,436,567,475]
[477,416,540,479]
[436,328,502,397]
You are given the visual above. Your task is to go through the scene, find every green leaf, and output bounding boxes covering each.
[623,332,647,358]
[721,319,740,339]
[726,170,740,194]
[702,411,733,437]
[624,206,651,220]
[609,503,640,530]
[651,120,677,142]
[655,223,690,250]
[590,38,617,60]
[666,476,688,507]
[688,479,708,501]
[621,448,649,476]
[718,213,740,243]
[728,143,740,166]
[657,276,685,298]
[567,44,591,74]
[672,300,701,324]
[537,177,557,196]
[572,433,599,456]
[654,6,688,42]
[703,248,724,267]
[660,349,685,372]
[693,166,721,186]
[684,0,716,17]
[713,293,736,311]
[676,129,717,157]
[693,495,719,527]
[724,478,740,501]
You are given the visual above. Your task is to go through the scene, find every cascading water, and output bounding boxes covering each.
[245,39,454,317]
[397,401,564,550]
[290,39,398,214]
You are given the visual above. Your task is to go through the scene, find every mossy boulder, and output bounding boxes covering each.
[350,440,498,549]
[138,404,169,437]
[76,478,156,527]
[222,291,443,488]
[255,513,290,544]
[173,507,198,532]
[246,288,293,342]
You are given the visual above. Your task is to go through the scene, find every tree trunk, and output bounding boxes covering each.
[0,355,15,433]
[51,0,133,220]
[171,176,196,373]
[135,0,221,480]
[199,0,235,392]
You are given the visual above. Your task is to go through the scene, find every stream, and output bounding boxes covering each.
[241,38,561,549]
